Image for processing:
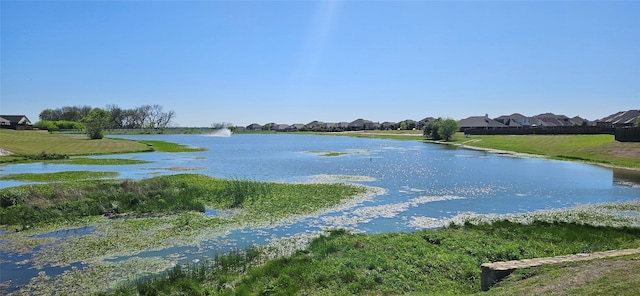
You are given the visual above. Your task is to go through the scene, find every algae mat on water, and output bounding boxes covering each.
[0,174,374,294]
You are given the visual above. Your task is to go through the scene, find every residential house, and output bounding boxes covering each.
[288,124,306,131]
[417,117,435,130]
[532,113,572,127]
[569,116,591,126]
[305,121,324,131]
[0,115,33,130]
[458,114,507,131]
[0,116,10,128]
[272,124,290,132]
[597,110,640,127]
[348,118,375,131]
[380,121,398,130]
[246,123,263,131]
[494,113,532,128]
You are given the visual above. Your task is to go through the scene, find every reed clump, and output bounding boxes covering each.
[107,221,640,295]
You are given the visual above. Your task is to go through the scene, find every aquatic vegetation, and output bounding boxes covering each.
[167,166,206,171]
[306,150,370,157]
[0,174,372,293]
[307,174,377,183]
[407,201,640,230]
[136,140,207,152]
[0,171,119,182]
[322,195,464,228]
[0,177,207,226]
[109,218,640,295]
[51,158,151,165]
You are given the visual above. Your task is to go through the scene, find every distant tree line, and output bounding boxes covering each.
[36,104,176,139]
[39,104,175,130]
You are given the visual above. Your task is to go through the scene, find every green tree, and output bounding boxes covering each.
[423,118,458,141]
[33,120,59,132]
[399,122,407,130]
[438,118,459,141]
[82,109,111,139]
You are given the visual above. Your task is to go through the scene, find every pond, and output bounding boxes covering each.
[1,134,639,293]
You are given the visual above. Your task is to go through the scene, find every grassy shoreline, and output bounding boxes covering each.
[103,203,640,295]
[0,174,375,294]
[2,130,640,294]
[0,129,205,164]
[333,130,640,170]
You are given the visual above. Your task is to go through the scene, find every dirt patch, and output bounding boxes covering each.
[513,257,640,295]
[610,147,640,158]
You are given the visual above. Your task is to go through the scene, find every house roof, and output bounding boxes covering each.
[246,123,262,129]
[532,113,572,127]
[418,117,435,124]
[458,116,506,128]
[599,110,640,125]
[495,113,528,120]
[0,115,32,125]
[0,117,10,125]
[504,119,523,127]
[273,124,290,131]
[306,120,324,127]
[348,118,374,127]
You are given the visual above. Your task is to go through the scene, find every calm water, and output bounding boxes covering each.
[1,134,639,291]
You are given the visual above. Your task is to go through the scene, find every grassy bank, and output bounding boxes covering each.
[334,130,640,169]
[451,134,640,169]
[105,217,640,295]
[0,129,150,156]
[0,129,206,164]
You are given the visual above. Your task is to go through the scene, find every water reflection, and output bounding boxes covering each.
[1,134,639,293]
[613,168,640,187]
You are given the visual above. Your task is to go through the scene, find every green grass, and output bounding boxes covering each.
[109,221,640,295]
[0,174,365,227]
[487,254,640,296]
[312,130,426,141]
[328,131,640,169]
[51,158,150,165]
[0,129,151,156]
[0,171,119,182]
[135,139,207,152]
[451,134,640,168]
[0,129,207,163]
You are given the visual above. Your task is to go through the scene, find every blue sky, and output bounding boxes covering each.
[2,1,639,127]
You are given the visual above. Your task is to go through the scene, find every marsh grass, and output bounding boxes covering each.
[109,221,640,295]
[0,177,206,226]
[109,248,262,296]
[0,171,119,182]
[51,158,151,165]
[136,140,207,152]
[307,150,350,157]
[0,174,365,228]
